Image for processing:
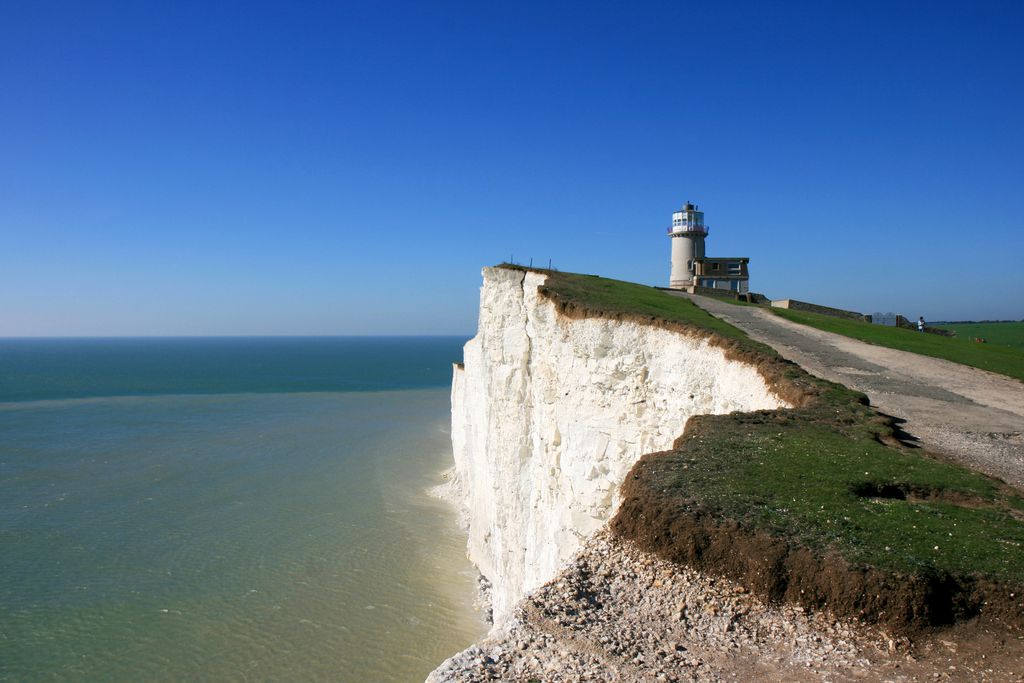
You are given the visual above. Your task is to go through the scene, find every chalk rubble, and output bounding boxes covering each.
[427,530,879,683]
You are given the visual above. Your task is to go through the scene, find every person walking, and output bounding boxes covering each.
[917,316,925,333]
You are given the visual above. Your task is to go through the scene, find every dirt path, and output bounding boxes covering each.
[674,293,1024,490]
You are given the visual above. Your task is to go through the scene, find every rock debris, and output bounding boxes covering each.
[428,531,1022,682]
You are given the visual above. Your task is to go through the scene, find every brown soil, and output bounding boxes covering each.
[848,480,1001,509]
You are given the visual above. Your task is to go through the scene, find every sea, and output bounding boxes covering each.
[0,337,486,682]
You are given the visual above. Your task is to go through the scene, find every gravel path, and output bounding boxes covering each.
[675,294,1024,490]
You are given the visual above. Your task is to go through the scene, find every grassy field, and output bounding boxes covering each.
[769,307,1024,381]
[500,266,1024,629]
[934,321,1024,350]
[647,412,1024,578]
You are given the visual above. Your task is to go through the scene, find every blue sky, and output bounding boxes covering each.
[1,1,1021,335]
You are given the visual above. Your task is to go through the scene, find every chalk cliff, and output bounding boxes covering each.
[449,267,788,625]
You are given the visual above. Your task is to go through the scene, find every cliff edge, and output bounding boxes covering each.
[432,266,1024,682]
[450,266,787,623]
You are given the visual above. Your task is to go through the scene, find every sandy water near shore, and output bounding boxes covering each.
[1,388,487,682]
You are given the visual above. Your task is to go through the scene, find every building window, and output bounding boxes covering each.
[712,263,720,271]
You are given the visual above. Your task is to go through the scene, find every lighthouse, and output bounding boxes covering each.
[667,201,750,293]
[668,202,707,289]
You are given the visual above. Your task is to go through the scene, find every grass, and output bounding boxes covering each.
[496,265,1024,609]
[934,321,1024,350]
[504,266,753,343]
[659,412,1024,579]
[769,306,1024,381]
[660,367,1024,581]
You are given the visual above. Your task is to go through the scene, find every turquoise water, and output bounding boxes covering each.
[0,338,485,682]
[0,337,464,402]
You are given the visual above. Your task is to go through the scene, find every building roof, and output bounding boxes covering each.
[696,256,750,262]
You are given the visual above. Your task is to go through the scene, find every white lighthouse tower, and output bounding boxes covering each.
[668,202,707,289]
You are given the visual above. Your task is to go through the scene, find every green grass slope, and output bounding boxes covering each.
[533,269,749,341]
[934,321,1024,350]
[769,307,1024,382]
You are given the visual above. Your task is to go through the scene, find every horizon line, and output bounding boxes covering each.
[0,333,476,340]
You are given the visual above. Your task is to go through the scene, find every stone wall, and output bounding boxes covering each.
[771,298,871,323]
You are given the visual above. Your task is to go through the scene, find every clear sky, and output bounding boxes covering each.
[1,1,1021,335]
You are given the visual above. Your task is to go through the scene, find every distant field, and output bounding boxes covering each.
[769,308,1024,381]
[933,321,1024,349]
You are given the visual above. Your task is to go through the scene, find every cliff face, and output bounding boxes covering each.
[450,267,789,624]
